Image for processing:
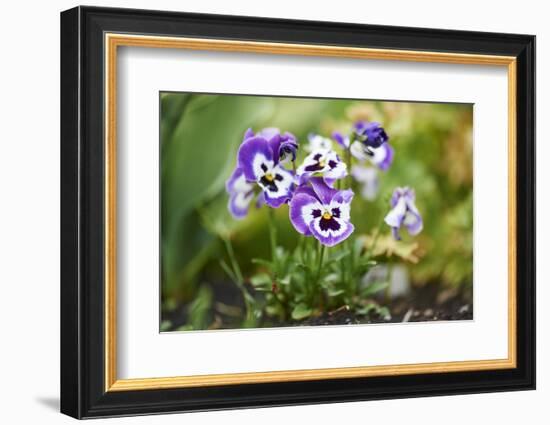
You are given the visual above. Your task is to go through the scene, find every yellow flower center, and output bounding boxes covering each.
[319,160,326,168]
[264,173,274,182]
[322,211,332,220]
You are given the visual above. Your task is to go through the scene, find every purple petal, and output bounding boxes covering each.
[310,217,354,247]
[294,183,317,199]
[258,127,280,141]
[289,192,322,236]
[309,177,339,205]
[225,167,251,193]
[228,191,254,219]
[371,143,394,171]
[404,209,423,235]
[237,137,274,181]
[243,128,255,141]
[331,188,354,206]
[355,121,389,148]
[385,196,407,228]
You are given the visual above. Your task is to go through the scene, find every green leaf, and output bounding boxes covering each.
[327,288,345,297]
[361,281,389,296]
[330,250,351,262]
[250,273,272,291]
[291,304,313,320]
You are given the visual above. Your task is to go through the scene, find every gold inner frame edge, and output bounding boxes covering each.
[104,33,517,392]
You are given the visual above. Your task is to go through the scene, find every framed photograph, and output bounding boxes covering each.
[60,6,535,419]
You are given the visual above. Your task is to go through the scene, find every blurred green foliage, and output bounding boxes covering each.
[160,93,473,329]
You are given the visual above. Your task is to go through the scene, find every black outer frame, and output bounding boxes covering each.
[60,5,536,419]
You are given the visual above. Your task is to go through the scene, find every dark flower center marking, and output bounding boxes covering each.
[319,211,341,232]
[304,153,327,172]
[331,207,341,218]
[260,172,283,192]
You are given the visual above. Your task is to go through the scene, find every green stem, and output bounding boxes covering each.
[223,237,243,285]
[316,244,326,284]
[346,147,353,187]
[222,237,255,311]
[268,208,278,264]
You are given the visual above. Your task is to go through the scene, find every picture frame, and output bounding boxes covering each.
[60,5,535,419]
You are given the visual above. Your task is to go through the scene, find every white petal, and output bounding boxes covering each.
[252,153,274,180]
[384,197,407,227]
[233,172,254,193]
[350,141,369,161]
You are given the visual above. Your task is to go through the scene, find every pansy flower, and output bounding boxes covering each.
[289,177,354,247]
[384,187,423,240]
[237,133,295,208]
[351,165,379,200]
[348,121,393,171]
[225,167,256,219]
[304,133,333,152]
[296,147,347,186]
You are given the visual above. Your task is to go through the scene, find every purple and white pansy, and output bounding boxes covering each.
[289,177,354,247]
[296,147,347,186]
[384,187,423,240]
[237,134,295,208]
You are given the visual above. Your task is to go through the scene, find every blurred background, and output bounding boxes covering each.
[160,92,473,331]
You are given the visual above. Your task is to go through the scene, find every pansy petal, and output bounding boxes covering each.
[238,137,274,181]
[243,128,255,141]
[258,127,280,141]
[289,192,322,236]
[309,177,339,205]
[225,167,253,193]
[355,121,389,148]
[384,196,407,228]
[310,216,354,247]
[404,209,423,235]
[370,143,394,171]
[323,151,348,180]
[228,191,255,219]
[331,189,354,210]
[350,141,369,161]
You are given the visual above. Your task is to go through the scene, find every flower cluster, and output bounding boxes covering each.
[226,121,422,246]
